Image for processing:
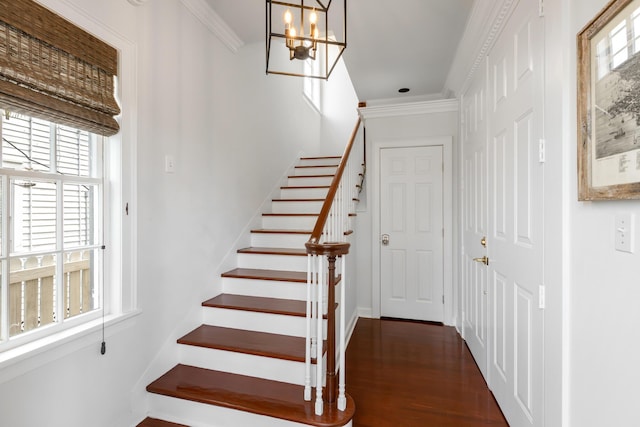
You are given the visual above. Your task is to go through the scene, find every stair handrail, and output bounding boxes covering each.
[307,117,361,246]
[304,117,363,417]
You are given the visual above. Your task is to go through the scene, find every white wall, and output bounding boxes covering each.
[354,106,459,325]
[563,0,640,425]
[0,1,359,426]
[320,58,361,156]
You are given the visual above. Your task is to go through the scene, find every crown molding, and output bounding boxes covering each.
[179,0,244,53]
[358,99,459,122]
[444,0,517,96]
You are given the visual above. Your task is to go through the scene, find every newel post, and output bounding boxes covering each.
[305,241,350,408]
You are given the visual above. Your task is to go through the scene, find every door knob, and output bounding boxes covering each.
[473,256,489,266]
[381,234,390,246]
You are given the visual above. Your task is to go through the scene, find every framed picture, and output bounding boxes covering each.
[578,0,640,200]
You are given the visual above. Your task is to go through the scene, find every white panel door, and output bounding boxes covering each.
[380,146,444,322]
[487,1,544,426]
[462,57,489,378]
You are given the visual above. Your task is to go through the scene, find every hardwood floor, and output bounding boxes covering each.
[346,318,509,427]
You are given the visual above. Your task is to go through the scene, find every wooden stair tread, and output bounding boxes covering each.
[272,198,325,202]
[203,294,307,317]
[262,213,318,217]
[137,418,187,427]
[300,156,341,160]
[295,164,339,169]
[178,325,317,362]
[222,268,307,282]
[251,228,312,234]
[288,174,334,179]
[238,247,308,256]
[281,185,331,189]
[147,364,355,427]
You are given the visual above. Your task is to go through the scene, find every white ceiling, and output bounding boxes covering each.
[205,0,474,102]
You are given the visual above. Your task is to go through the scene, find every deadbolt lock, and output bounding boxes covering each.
[480,236,487,248]
[381,234,390,246]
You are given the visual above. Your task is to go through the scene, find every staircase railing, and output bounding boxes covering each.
[304,118,364,415]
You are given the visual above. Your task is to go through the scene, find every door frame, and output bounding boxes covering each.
[370,136,454,324]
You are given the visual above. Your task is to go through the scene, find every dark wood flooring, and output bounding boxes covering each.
[346,318,509,427]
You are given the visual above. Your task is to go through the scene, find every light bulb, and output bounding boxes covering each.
[290,26,296,38]
[284,9,292,25]
[310,9,317,40]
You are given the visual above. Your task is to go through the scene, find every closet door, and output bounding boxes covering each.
[486,1,545,426]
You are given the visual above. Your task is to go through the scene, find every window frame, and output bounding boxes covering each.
[0,114,106,350]
[0,0,137,372]
[304,58,323,113]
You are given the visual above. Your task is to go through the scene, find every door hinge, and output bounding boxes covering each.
[538,0,545,16]
[539,285,546,309]
[442,295,445,305]
[538,138,546,163]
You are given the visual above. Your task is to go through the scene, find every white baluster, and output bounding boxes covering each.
[338,254,347,411]
[310,255,317,356]
[304,254,312,401]
[315,255,325,416]
[340,180,345,236]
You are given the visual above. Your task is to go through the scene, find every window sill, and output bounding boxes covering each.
[0,309,142,384]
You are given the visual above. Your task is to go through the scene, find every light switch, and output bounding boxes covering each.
[615,213,634,253]
[165,155,175,173]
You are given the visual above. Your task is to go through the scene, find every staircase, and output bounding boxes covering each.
[140,156,356,427]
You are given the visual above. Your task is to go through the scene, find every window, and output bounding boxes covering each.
[0,111,104,347]
[304,58,322,112]
[0,1,134,367]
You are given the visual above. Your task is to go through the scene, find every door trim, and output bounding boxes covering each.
[371,136,454,324]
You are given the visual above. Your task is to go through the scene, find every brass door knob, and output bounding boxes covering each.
[473,256,489,266]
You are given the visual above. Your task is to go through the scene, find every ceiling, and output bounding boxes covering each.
[206,0,474,102]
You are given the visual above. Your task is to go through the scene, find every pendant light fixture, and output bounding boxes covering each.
[266,0,347,80]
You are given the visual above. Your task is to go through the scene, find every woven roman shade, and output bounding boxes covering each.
[0,0,120,136]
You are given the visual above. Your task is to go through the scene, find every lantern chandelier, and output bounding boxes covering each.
[266,0,347,79]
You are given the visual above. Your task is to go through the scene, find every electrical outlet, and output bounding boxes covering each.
[165,155,175,173]
[615,213,634,253]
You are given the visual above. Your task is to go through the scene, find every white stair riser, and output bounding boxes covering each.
[299,158,341,166]
[178,345,317,386]
[251,232,310,248]
[148,395,353,427]
[262,215,318,230]
[202,307,327,339]
[222,277,307,300]
[293,166,337,176]
[287,176,333,187]
[271,200,323,214]
[280,187,329,199]
[236,253,308,271]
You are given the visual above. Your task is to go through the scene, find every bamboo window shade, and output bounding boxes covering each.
[0,0,120,136]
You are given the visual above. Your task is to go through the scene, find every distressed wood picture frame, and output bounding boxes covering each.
[578,0,640,200]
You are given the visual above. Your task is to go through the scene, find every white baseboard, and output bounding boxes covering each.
[357,307,374,319]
